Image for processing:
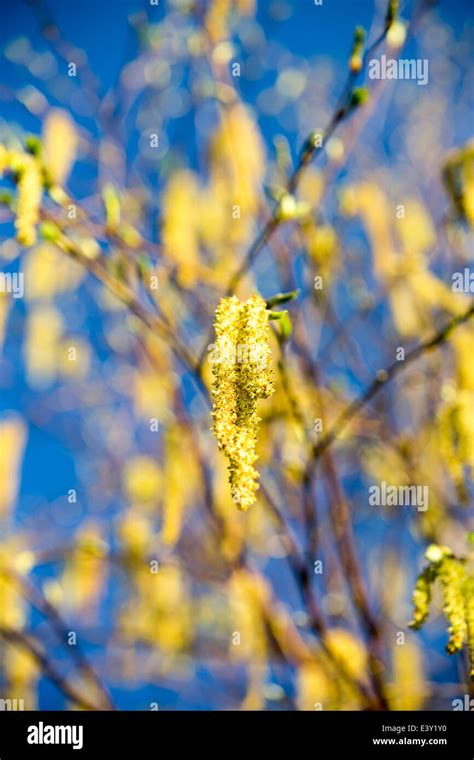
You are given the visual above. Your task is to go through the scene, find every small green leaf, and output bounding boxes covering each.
[277,311,293,342]
[102,183,121,233]
[0,190,13,206]
[349,87,369,108]
[136,254,153,282]
[266,289,299,309]
[304,130,324,152]
[273,135,292,177]
[385,0,399,28]
[268,309,292,341]
[25,135,42,157]
[40,221,61,242]
[353,26,366,44]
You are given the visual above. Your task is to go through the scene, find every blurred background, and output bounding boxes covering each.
[0,0,473,710]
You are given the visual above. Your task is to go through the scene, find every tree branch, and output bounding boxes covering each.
[312,302,474,461]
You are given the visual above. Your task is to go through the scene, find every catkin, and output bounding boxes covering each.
[410,565,436,629]
[410,545,474,675]
[211,295,273,510]
[439,557,468,654]
[464,576,474,677]
[15,155,43,247]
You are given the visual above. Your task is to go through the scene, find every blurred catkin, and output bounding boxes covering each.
[42,109,78,186]
[0,417,27,519]
[0,147,43,246]
[15,157,42,247]
[161,169,200,288]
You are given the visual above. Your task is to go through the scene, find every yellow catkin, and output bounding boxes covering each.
[3,646,39,708]
[325,628,368,682]
[211,295,273,510]
[117,512,152,563]
[235,0,255,15]
[205,0,232,43]
[24,244,84,301]
[297,660,332,711]
[121,564,191,655]
[439,557,468,654]
[161,169,200,288]
[297,628,368,710]
[0,417,27,519]
[133,335,173,422]
[43,109,78,185]
[205,0,256,43]
[0,292,9,353]
[228,568,268,709]
[209,103,265,236]
[162,425,197,547]
[14,154,43,247]
[25,306,63,387]
[409,566,436,629]
[229,568,268,662]
[410,545,474,673]
[389,640,425,710]
[123,455,161,507]
[61,525,107,614]
[465,576,474,677]
[0,542,27,629]
[348,185,460,337]
[0,144,9,175]
[0,145,43,245]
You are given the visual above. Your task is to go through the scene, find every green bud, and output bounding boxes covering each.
[349,26,366,73]
[0,190,13,206]
[102,182,121,233]
[266,290,299,309]
[136,254,153,282]
[349,87,369,108]
[306,130,324,151]
[25,135,42,157]
[40,221,61,242]
[385,0,399,28]
[268,309,292,343]
[354,26,366,44]
[277,310,292,342]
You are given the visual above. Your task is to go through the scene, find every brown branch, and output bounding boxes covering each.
[259,483,382,709]
[46,227,209,399]
[2,569,116,710]
[194,9,399,375]
[229,14,394,282]
[271,346,389,708]
[0,626,106,711]
[320,449,389,709]
[311,302,474,462]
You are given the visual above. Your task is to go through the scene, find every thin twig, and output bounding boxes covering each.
[2,569,116,710]
[311,302,474,461]
[0,626,106,711]
[195,13,394,374]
